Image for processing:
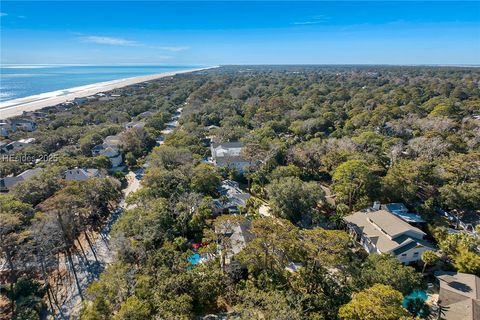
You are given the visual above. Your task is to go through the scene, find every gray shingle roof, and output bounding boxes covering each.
[344,209,430,253]
[211,141,243,149]
[435,271,480,320]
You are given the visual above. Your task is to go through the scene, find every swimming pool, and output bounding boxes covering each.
[403,290,428,305]
[188,253,201,265]
[403,290,429,317]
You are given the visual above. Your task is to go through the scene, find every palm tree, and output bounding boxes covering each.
[406,297,431,318]
[421,250,438,274]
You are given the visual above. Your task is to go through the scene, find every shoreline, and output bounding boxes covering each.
[0,66,217,119]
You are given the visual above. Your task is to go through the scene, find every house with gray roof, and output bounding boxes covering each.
[10,119,37,132]
[215,219,254,267]
[0,138,36,154]
[0,168,43,192]
[91,134,124,168]
[64,168,102,181]
[344,209,435,264]
[213,180,251,214]
[210,141,250,173]
[435,271,480,320]
[92,144,123,167]
[124,121,145,130]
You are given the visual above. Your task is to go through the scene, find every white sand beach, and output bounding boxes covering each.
[0,66,216,119]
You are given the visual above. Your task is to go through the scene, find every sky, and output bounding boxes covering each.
[0,1,479,65]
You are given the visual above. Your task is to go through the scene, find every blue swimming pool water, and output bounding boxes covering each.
[188,253,201,265]
[403,289,428,306]
[403,290,429,317]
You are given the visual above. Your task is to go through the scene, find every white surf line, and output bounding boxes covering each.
[0,66,218,118]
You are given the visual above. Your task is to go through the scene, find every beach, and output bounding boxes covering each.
[0,66,215,119]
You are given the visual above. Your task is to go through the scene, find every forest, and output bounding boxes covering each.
[0,65,479,320]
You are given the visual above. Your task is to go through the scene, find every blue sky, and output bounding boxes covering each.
[1,1,479,65]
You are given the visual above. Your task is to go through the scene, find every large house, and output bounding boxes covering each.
[64,168,102,181]
[434,271,480,320]
[0,168,43,192]
[124,121,145,130]
[0,138,36,154]
[213,180,251,214]
[0,119,37,137]
[92,144,123,167]
[344,209,435,264]
[210,141,250,173]
[10,119,37,132]
[92,134,124,168]
[215,219,253,267]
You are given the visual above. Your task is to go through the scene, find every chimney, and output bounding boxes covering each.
[373,201,381,211]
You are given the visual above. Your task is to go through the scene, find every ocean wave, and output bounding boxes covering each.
[1,65,57,69]
[1,73,53,78]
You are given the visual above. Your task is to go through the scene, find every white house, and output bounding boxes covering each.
[344,209,435,264]
[92,144,123,167]
[210,141,250,173]
[64,168,102,181]
[0,168,43,192]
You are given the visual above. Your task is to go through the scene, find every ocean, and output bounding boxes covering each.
[0,65,198,102]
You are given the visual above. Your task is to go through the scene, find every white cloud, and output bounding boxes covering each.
[157,46,190,52]
[78,35,189,52]
[292,15,329,25]
[81,36,139,46]
[0,12,8,17]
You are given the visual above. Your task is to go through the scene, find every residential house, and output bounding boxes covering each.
[344,209,435,264]
[103,134,123,147]
[206,125,220,131]
[138,110,155,118]
[210,141,250,173]
[10,119,37,132]
[434,271,480,320]
[215,219,253,267]
[22,111,48,119]
[0,118,37,137]
[73,97,88,105]
[64,168,102,181]
[0,168,43,192]
[0,122,12,137]
[0,138,36,154]
[125,121,145,130]
[214,180,251,214]
[92,144,123,167]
